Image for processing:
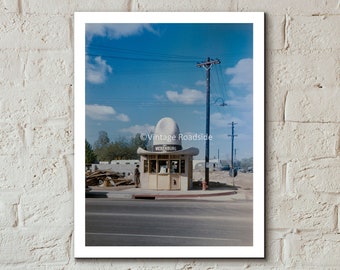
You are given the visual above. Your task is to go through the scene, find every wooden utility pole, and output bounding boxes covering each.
[228,122,238,183]
[196,57,221,187]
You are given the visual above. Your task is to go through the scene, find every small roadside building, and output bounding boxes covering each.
[137,117,199,191]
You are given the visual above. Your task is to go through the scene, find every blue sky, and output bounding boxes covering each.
[85,23,253,160]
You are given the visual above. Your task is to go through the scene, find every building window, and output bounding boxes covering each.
[150,160,157,173]
[181,160,185,174]
[143,160,148,173]
[170,160,179,173]
[158,160,168,174]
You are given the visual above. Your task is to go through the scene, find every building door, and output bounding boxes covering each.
[170,160,180,190]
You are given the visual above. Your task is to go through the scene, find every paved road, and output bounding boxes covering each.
[86,198,253,246]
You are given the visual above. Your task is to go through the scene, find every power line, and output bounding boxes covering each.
[85,98,206,108]
[86,44,201,64]
[217,64,228,101]
[212,66,224,101]
[86,44,201,61]
[86,53,195,64]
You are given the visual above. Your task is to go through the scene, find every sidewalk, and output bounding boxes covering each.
[86,185,250,201]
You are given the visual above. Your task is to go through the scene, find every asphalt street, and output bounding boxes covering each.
[86,198,253,246]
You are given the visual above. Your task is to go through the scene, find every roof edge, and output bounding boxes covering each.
[137,147,199,156]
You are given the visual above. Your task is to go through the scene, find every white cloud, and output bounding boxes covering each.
[120,124,155,134]
[193,110,204,115]
[86,23,158,40]
[225,58,253,90]
[227,94,253,110]
[211,112,229,128]
[86,104,130,122]
[195,80,206,86]
[211,112,243,128]
[154,94,165,101]
[116,113,130,122]
[86,56,112,84]
[86,104,116,120]
[166,88,205,104]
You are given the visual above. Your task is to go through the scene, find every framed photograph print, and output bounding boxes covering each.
[74,12,264,258]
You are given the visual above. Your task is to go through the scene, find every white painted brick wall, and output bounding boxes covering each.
[0,0,339,268]
[285,88,340,122]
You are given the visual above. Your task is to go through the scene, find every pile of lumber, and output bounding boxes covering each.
[86,170,133,187]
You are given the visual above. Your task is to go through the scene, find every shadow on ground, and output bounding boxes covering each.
[192,181,239,190]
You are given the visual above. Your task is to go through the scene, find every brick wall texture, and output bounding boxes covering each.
[0,0,339,269]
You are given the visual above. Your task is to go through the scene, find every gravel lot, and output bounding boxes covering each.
[193,170,253,200]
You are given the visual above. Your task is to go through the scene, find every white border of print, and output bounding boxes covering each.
[74,12,264,258]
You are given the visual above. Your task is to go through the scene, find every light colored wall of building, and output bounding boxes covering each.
[0,0,339,268]
[139,155,191,190]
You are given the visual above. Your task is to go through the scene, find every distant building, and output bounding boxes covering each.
[91,160,140,177]
[193,159,220,170]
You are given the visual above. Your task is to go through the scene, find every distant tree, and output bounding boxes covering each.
[94,131,111,161]
[132,133,147,150]
[110,137,130,160]
[85,140,97,164]
[108,135,141,160]
[93,131,149,161]
[94,131,110,149]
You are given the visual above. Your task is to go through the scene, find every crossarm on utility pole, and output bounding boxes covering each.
[196,58,221,70]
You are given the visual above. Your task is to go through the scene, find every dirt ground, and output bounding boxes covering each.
[193,170,253,200]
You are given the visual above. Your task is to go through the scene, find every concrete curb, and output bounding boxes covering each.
[86,188,239,200]
[133,191,237,200]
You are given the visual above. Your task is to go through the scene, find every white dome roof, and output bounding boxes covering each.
[152,117,182,152]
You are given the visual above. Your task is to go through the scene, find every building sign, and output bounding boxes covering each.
[153,144,182,152]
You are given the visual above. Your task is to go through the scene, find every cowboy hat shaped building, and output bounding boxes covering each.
[137,117,199,191]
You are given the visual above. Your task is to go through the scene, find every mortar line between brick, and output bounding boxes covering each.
[279,238,284,264]
[63,155,73,191]
[16,194,23,227]
[69,17,74,50]
[18,0,23,14]
[282,237,288,267]
[127,0,133,11]
[283,14,291,50]
[336,127,340,156]
[283,91,288,122]
[282,163,287,194]
[285,120,340,124]
[335,205,339,232]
